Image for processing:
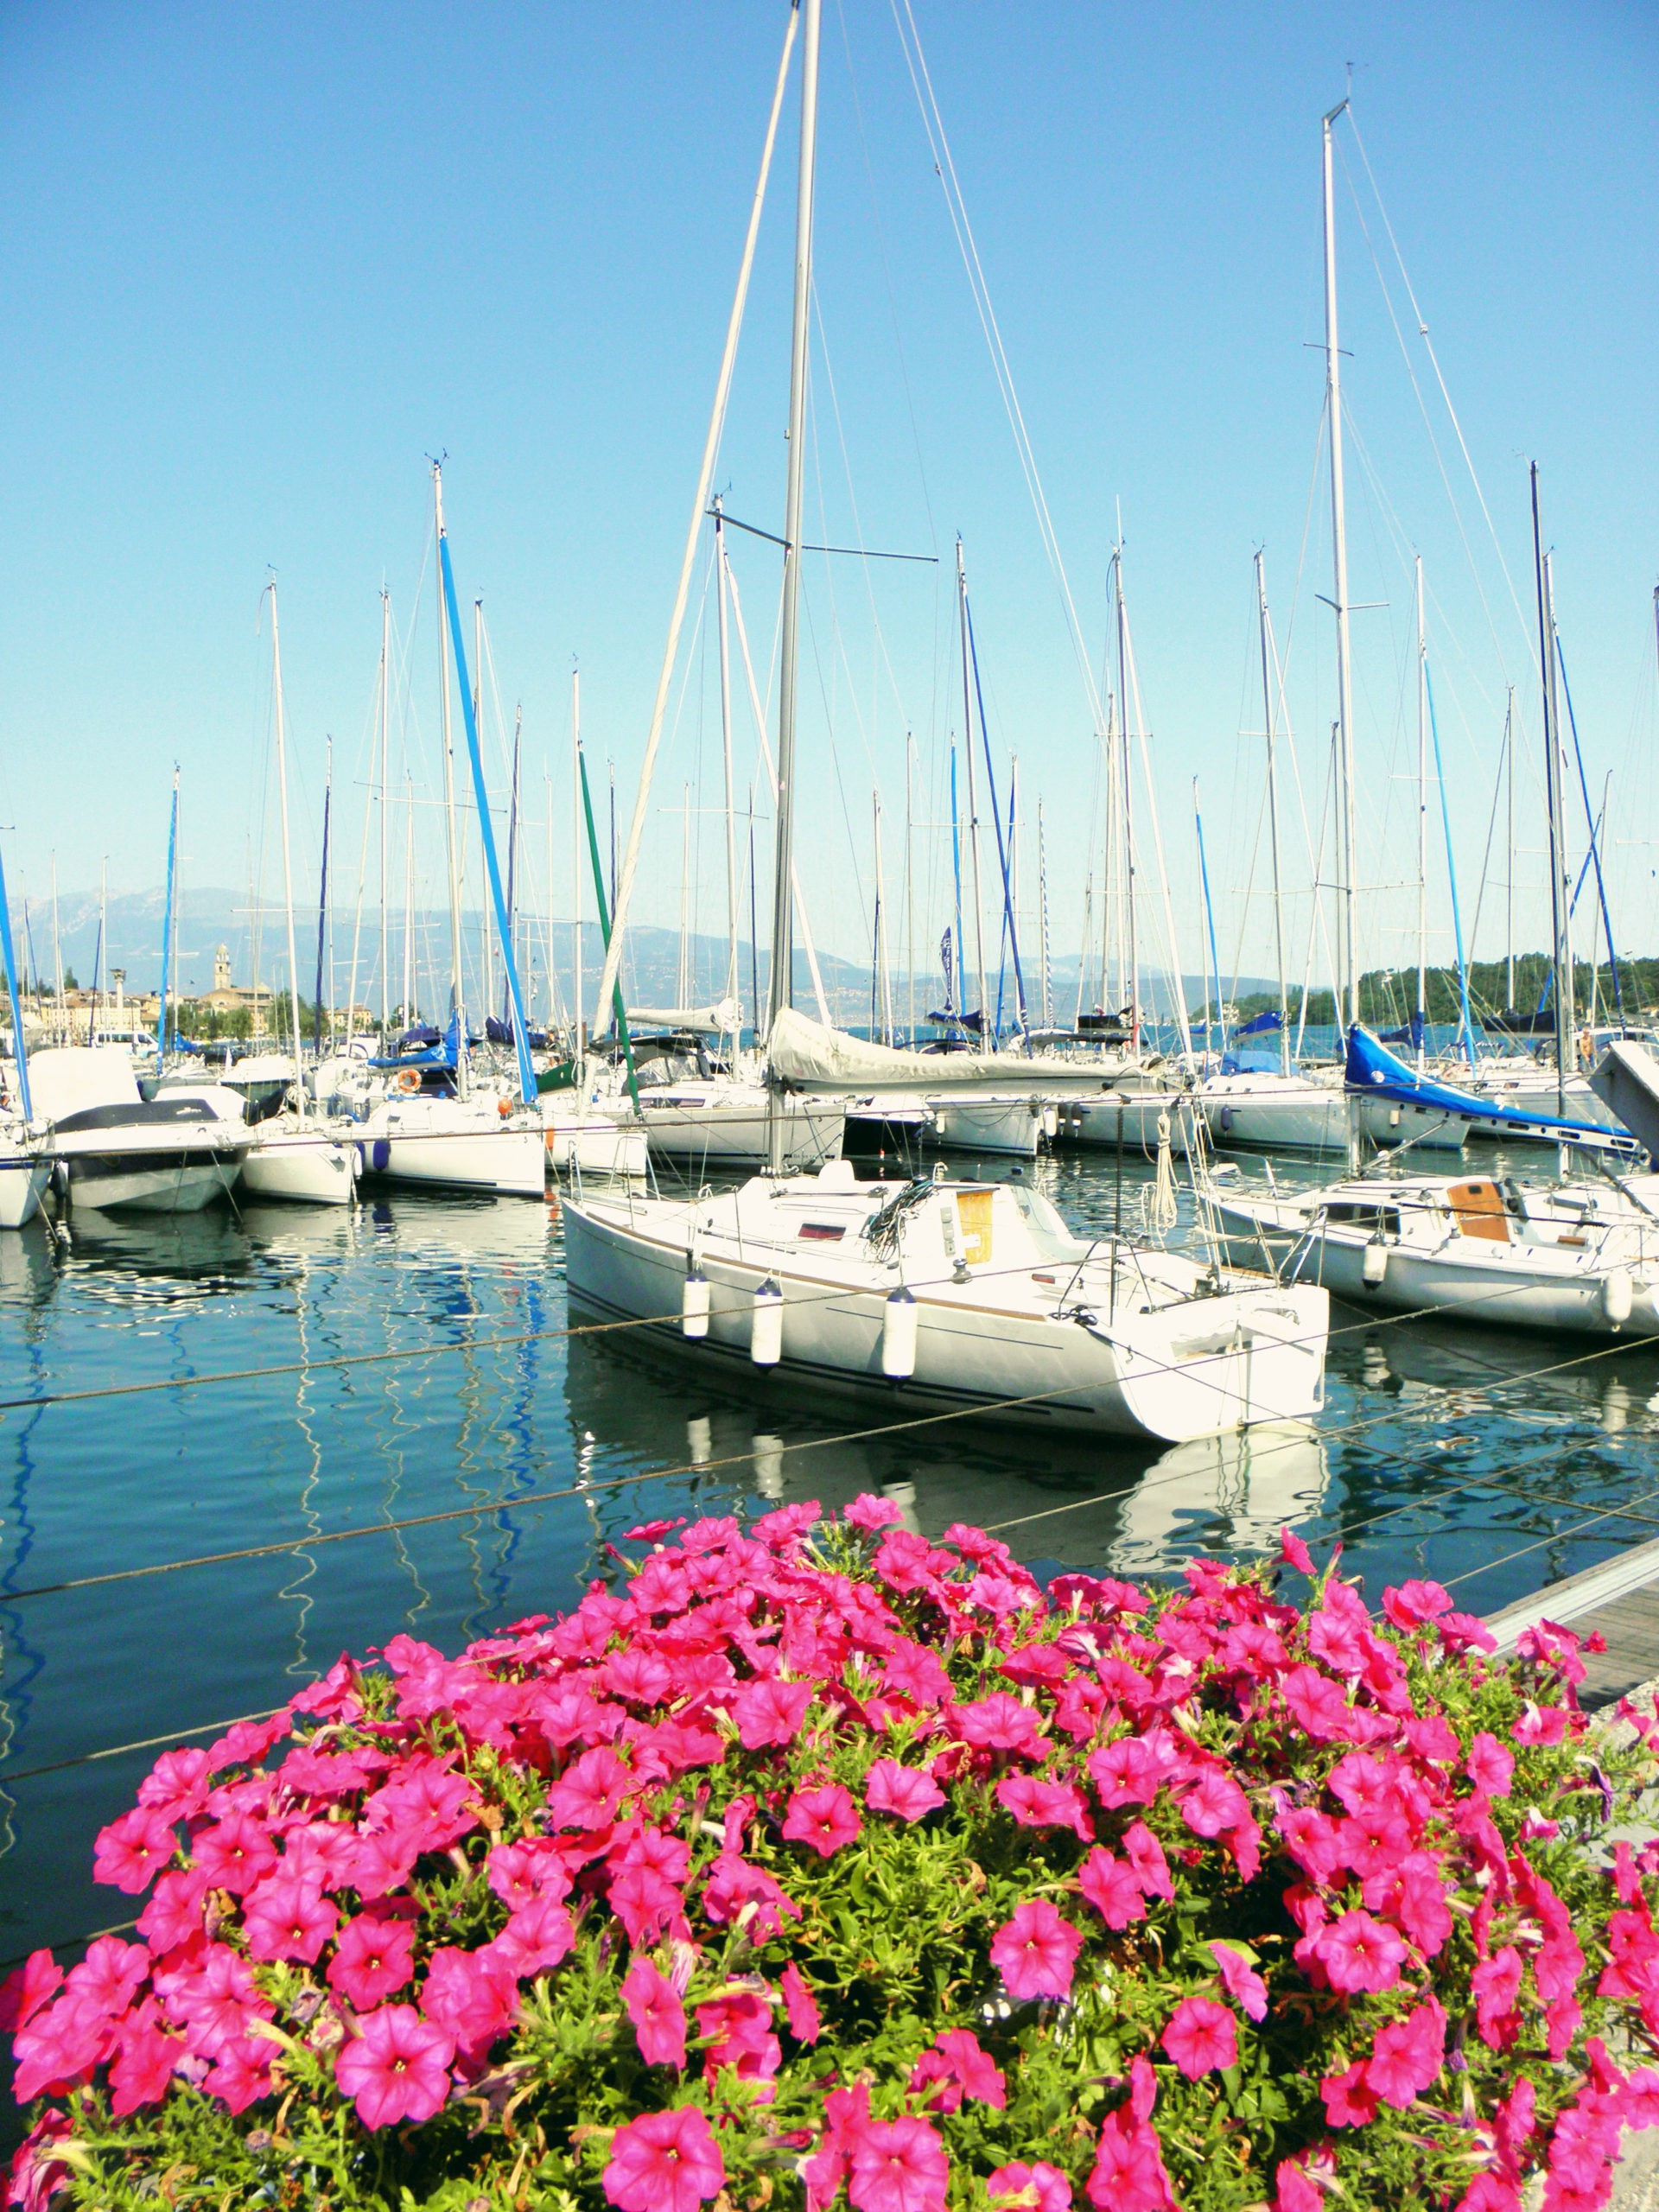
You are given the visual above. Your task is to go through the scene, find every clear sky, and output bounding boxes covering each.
[1,1,1654,1014]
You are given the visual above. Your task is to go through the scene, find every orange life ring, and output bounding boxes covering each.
[394,1067,422,1095]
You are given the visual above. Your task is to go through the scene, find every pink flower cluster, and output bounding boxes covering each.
[3,1503,1655,2212]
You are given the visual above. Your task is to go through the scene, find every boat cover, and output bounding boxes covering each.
[1344,1024,1630,1144]
[766,1007,1129,1094]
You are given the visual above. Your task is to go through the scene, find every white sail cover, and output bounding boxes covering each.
[625,1001,743,1036]
[766,1007,1130,1095]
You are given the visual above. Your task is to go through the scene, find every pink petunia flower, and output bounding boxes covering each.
[189,1812,277,1897]
[1122,1821,1174,1902]
[1179,1770,1249,1840]
[1210,1941,1268,2021]
[92,1808,179,1896]
[1160,1996,1237,2079]
[108,2000,185,2118]
[843,1494,905,1532]
[1077,1848,1146,1931]
[1513,1700,1571,1747]
[327,1910,417,2010]
[1472,1946,1524,2050]
[1086,1738,1162,1809]
[1467,1732,1515,1798]
[1274,2159,1323,2212]
[609,1863,688,1948]
[988,2163,1072,2212]
[334,2004,455,2130]
[1279,1527,1316,1575]
[847,2113,949,2212]
[603,2105,727,2212]
[620,1957,687,2069]
[990,1899,1084,2003]
[996,1774,1092,1838]
[1314,1909,1407,1994]
[1320,2058,1378,2129]
[241,1872,339,1966]
[732,1676,815,1750]
[1366,1997,1446,2107]
[781,1962,821,2044]
[783,1783,862,1859]
[952,1693,1047,1760]
[494,1894,575,1978]
[865,1760,945,1823]
[419,1944,520,2063]
[1381,1578,1452,1629]
[0,1950,62,2035]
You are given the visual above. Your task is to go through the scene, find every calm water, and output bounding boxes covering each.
[4,1148,1659,1967]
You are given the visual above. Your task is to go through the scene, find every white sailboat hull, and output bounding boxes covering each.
[563,1173,1329,1445]
[0,1133,51,1229]
[634,1091,846,1169]
[543,1108,649,1179]
[240,1117,359,1205]
[1054,1091,1192,1156]
[356,1099,547,1198]
[925,1095,1048,1158]
[1202,1076,1347,1154]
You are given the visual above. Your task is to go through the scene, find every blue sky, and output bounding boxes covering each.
[1,1,1654,1011]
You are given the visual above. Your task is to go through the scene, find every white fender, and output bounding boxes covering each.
[881,1285,918,1379]
[750,1277,785,1366]
[1602,1268,1633,1328]
[682,1268,710,1341]
[1362,1236,1389,1289]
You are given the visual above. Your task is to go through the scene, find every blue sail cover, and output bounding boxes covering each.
[1234,1009,1282,1037]
[1344,1025,1634,1147]
[371,1010,461,1074]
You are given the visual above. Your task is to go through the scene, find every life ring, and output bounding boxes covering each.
[394,1067,422,1095]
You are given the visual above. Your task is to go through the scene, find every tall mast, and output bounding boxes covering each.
[474,598,492,1020]
[872,788,892,1044]
[432,463,468,1096]
[1531,464,1574,1105]
[1113,548,1141,1045]
[1323,99,1358,1033]
[98,858,107,1042]
[50,855,62,1044]
[766,0,821,1065]
[378,588,390,1037]
[266,582,306,1111]
[1255,553,1291,1075]
[1037,797,1052,1029]
[314,734,332,1062]
[504,707,521,1027]
[571,669,582,1053]
[714,498,740,1025]
[956,540,988,1040]
[1414,555,1427,1064]
[677,784,691,1007]
[403,770,415,1025]
[904,728,915,1044]
[1504,686,1516,1014]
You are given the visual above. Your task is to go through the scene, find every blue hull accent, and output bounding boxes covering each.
[1344,1025,1635,1148]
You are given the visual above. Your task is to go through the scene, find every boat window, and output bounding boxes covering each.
[1322,1202,1402,1236]
[798,1222,846,1243]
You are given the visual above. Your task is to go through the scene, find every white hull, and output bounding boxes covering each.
[634,1090,846,1169]
[356,1099,547,1198]
[1055,1091,1191,1156]
[0,1136,51,1229]
[1212,1183,1659,1340]
[240,1117,359,1205]
[543,1109,649,1179]
[1202,1076,1347,1154]
[562,1167,1328,1444]
[65,1157,238,1213]
[926,1095,1048,1158]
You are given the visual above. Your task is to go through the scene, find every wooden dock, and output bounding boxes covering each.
[1487,1534,1659,1710]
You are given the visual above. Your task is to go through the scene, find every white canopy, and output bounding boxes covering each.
[766,1007,1132,1095]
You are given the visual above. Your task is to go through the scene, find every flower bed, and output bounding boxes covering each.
[6,1502,1659,2211]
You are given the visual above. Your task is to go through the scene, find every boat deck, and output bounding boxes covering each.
[1487,1533,1659,1708]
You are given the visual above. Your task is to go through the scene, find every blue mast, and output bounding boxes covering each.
[156,768,178,1077]
[438,526,537,1108]
[0,833,33,1120]
[1554,631,1624,1017]
[1424,664,1475,1061]
[1193,779,1222,1070]
[963,591,1030,1042]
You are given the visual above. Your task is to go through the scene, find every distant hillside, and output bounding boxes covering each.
[4,885,1268,1031]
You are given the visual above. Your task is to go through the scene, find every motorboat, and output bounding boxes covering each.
[30,1046,248,1213]
[1207,1166,1659,1339]
[563,1158,1329,1444]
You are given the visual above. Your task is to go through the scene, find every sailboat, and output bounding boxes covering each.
[355,466,548,1200]
[563,0,1329,1442]
[0,832,52,1227]
[238,582,359,1205]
